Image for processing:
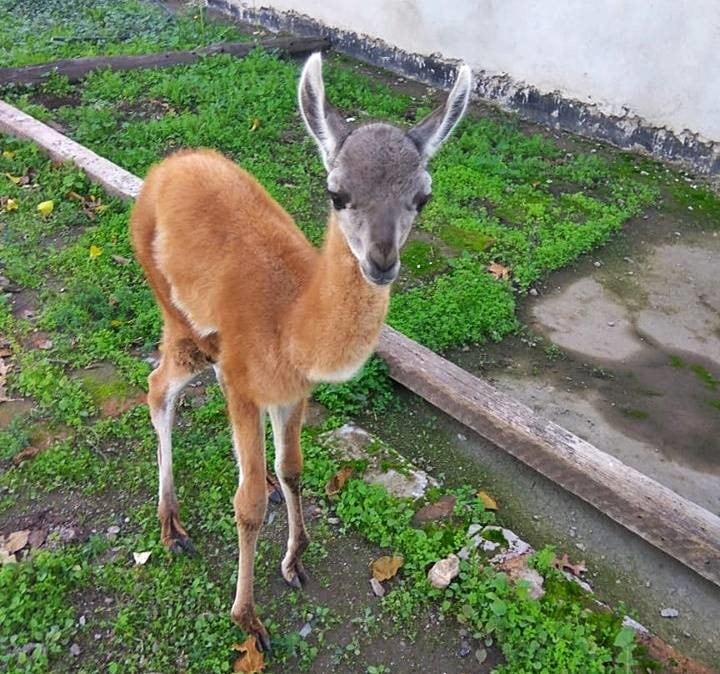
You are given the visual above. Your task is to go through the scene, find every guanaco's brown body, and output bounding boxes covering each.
[130,53,471,650]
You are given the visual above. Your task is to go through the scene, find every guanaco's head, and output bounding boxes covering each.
[298,53,472,286]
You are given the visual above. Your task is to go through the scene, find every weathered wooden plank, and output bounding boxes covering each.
[0,100,142,199]
[376,325,720,586]
[1,98,718,586]
[0,37,330,87]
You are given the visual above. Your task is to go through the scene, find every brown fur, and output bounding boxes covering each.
[132,149,389,404]
[130,148,389,647]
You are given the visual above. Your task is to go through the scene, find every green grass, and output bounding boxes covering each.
[2,26,673,354]
[0,0,244,67]
[2,5,716,669]
[1,138,653,673]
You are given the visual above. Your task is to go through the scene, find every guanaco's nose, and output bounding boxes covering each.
[368,240,397,274]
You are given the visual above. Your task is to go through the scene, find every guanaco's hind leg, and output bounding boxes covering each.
[148,323,210,553]
[269,400,309,588]
[214,364,283,505]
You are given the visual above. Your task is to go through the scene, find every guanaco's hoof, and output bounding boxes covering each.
[267,488,284,505]
[255,629,272,655]
[168,536,195,555]
[282,560,308,589]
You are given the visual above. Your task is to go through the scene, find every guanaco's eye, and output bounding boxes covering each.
[414,193,431,213]
[328,190,350,210]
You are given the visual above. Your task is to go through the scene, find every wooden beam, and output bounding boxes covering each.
[0,37,330,87]
[376,326,720,586]
[1,99,719,587]
[0,100,142,199]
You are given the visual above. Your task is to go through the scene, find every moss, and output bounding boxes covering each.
[670,183,720,227]
[438,223,495,253]
[400,240,447,278]
[482,527,507,545]
[76,367,132,406]
[689,363,719,390]
[621,407,650,421]
[669,355,685,368]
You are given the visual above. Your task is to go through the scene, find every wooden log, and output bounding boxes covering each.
[1,98,719,587]
[0,37,330,87]
[376,325,720,587]
[0,100,142,199]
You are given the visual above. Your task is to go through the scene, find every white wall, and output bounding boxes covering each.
[249,0,720,143]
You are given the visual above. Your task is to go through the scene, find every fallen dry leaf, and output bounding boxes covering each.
[487,261,512,280]
[133,551,152,565]
[32,336,53,350]
[232,636,265,673]
[2,150,15,159]
[325,465,354,496]
[412,494,456,525]
[371,554,404,582]
[497,552,545,599]
[0,356,14,403]
[554,553,587,577]
[36,200,54,217]
[89,244,103,260]
[250,117,261,132]
[477,490,498,511]
[111,254,131,266]
[1,196,18,212]
[4,172,22,185]
[12,445,43,466]
[5,529,30,554]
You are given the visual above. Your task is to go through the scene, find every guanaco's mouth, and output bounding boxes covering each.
[360,261,399,287]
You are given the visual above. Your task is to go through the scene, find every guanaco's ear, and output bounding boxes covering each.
[408,64,472,159]
[298,53,351,170]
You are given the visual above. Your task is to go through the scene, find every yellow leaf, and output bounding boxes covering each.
[110,319,122,327]
[232,636,265,673]
[487,261,511,280]
[36,200,54,217]
[250,117,261,132]
[89,244,103,260]
[3,197,17,212]
[2,150,15,159]
[325,465,354,496]
[371,554,404,582]
[5,173,21,185]
[477,490,498,511]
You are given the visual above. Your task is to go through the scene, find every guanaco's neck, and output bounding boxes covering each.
[285,213,390,381]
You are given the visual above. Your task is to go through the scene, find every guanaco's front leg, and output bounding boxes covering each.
[225,387,270,652]
[269,400,309,588]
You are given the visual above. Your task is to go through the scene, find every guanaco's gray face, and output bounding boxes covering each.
[298,53,472,286]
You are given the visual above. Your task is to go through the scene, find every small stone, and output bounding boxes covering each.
[106,525,120,540]
[427,554,460,589]
[78,615,86,627]
[70,643,81,657]
[458,640,472,658]
[327,517,340,525]
[94,633,102,640]
[607,321,615,327]
[660,608,679,618]
[370,577,385,597]
[475,647,488,664]
[575,542,586,551]
[298,622,312,638]
[529,288,538,296]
